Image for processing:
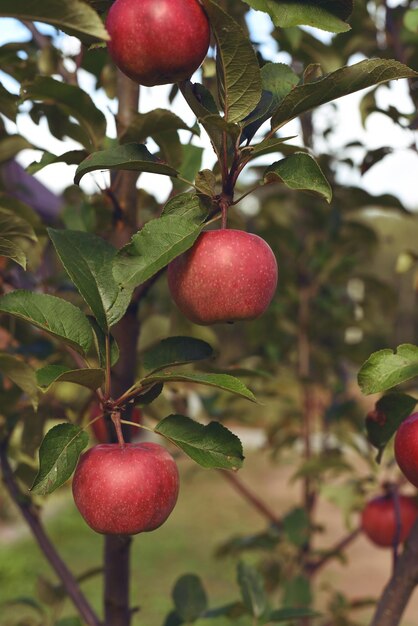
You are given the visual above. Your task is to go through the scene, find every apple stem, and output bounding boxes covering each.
[111,410,126,449]
[219,195,231,229]
[221,205,228,229]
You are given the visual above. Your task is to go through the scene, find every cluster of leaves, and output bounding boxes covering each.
[163,564,319,626]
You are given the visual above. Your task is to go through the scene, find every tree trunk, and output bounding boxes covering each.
[103,71,140,626]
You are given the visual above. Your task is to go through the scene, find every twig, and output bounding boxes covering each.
[218,469,282,527]
[0,440,102,626]
[306,528,361,576]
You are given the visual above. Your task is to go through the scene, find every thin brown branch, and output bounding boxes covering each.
[306,527,361,576]
[218,469,282,527]
[0,440,101,626]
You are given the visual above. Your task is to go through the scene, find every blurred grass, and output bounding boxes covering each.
[0,451,273,625]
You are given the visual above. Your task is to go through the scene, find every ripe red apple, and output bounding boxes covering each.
[395,413,418,487]
[361,494,418,547]
[106,0,211,86]
[167,229,278,325]
[72,442,179,535]
[90,405,143,443]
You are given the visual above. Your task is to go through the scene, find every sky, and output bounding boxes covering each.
[1,8,418,211]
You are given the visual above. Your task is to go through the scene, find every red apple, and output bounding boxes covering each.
[72,442,179,535]
[167,229,278,325]
[361,494,418,547]
[395,413,418,487]
[106,0,210,86]
[90,404,143,443]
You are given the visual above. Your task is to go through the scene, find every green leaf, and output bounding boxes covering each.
[248,136,297,160]
[271,59,417,131]
[261,63,300,104]
[0,0,109,44]
[195,169,217,197]
[48,229,133,332]
[36,364,105,392]
[0,135,33,163]
[267,607,320,623]
[358,344,418,395]
[27,150,88,175]
[113,193,207,289]
[0,83,18,121]
[21,76,107,150]
[242,63,299,142]
[366,393,418,462]
[264,153,332,202]
[121,108,194,143]
[243,0,352,33]
[0,207,37,242]
[31,423,89,495]
[134,382,164,406]
[143,336,213,372]
[75,143,178,184]
[179,82,223,158]
[174,144,203,191]
[163,611,183,626]
[144,372,257,403]
[0,291,93,356]
[0,353,38,410]
[173,574,208,622]
[0,237,27,269]
[237,561,267,619]
[201,0,262,123]
[282,575,312,609]
[89,318,120,368]
[0,194,42,230]
[155,414,244,470]
[282,508,310,547]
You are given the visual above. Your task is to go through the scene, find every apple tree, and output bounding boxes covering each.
[0,1,417,626]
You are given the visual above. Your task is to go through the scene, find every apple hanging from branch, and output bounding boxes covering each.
[106,0,211,86]
[72,442,179,535]
[168,230,278,325]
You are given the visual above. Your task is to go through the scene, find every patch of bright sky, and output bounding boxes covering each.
[1,9,418,210]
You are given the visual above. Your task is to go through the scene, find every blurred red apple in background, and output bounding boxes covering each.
[361,494,418,547]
